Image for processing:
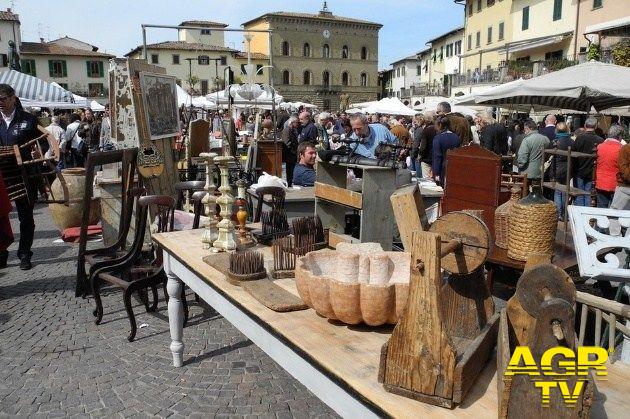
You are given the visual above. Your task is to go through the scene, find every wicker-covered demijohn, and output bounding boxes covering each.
[507,187,558,261]
[494,187,521,249]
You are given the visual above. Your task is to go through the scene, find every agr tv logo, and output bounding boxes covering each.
[505,346,608,406]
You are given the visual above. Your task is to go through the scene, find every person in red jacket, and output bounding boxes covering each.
[0,172,13,268]
[595,125,624,208]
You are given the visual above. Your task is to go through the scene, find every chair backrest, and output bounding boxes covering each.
[138,195,176,234]
[254,186,286,223]
[174,180,206,210]
[191,191,206,230]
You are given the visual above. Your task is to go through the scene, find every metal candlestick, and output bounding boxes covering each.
[236,178,254,249]
[199,152,218,249]
[212,156,237,252]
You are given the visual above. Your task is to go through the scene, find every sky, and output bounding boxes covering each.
[11,0,464,69]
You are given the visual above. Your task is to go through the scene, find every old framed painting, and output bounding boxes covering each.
[139,72,179,140]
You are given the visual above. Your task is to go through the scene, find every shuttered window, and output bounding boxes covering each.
[522,6,530,30]
[553,0,562,21]
[21,59,36,76]
[86,61,103,78]
[593,0,602,8]
[48,60,67,78]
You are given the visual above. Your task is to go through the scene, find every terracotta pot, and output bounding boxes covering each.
[49,168,100,231]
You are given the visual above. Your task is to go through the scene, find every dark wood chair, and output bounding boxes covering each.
[91,195,175,342]
[76,148,138,297]
[253,186,286,222]
[191,190,206,229]
[174,180,206,211]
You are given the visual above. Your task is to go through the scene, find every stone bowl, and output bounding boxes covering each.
[294,247,410,326]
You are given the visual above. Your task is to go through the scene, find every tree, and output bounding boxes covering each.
[187,75,199,94]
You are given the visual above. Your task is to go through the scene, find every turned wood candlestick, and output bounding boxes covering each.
[199,152,218,249]
[235,178,254,248]
[212,156,237,252]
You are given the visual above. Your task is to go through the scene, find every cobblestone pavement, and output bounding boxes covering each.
[0,205,337,418]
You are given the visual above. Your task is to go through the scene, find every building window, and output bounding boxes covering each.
[282,70,290,85]
[86,61,104,78]
[342,45,349,59]
[342,72,349,86]
[553,0,562,21]
[88,83,104,96]
[322,71,330,87]
[303,43,310,57]
[396,67,400,77]
[200,80,209,95]
[151,54,159,64]
[498,22,505,41]
[58,83,68,90]
[21,59,36,77]
[240,64,247,75]
[360,73,367,87]
[282,41,290,56]
[440,46,444,60]
[172,54,180,64]
[468,1,473,16]
[303,71,311,85]
[487,0,495,6]
[476,31,481,48]
[593,0,602,8]
[48,60,67,78]
[468,34,472,50]
[256,64,263,75]
[417,65,421,76]
[198,55,210,65]
[487,26,493,44]
[201,29,211,35]
[455,40,462,55]
[323,44,330,58]
[361,46,367,60]
[477,0,482,12]
[446,44,451,58]
[522,6,530,30]
[402,66,406,76]
[323,99,331,110]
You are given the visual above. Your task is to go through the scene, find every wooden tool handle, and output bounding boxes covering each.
[416,239,462,271]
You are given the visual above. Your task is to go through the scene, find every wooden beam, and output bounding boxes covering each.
[314,182,362,209]
[390,183,427,251]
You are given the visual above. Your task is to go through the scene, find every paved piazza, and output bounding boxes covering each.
[0,205,336,418]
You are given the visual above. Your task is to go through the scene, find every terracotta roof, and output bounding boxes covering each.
[425,26,465,45]
[234,52,269,60]
[125,41,237,57]
[0,10,19,22]
[20,42,114,58]
[242,11,382,28]
[179,20,228,28]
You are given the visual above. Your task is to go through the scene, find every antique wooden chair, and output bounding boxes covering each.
[253,186,286,223]
[191,190,206,229]
[75,148,138,297]
[174,180,205,211]
[91,195,175,342]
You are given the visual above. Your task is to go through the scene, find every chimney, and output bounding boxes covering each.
[40,37,44,43]
[7,8,11,12]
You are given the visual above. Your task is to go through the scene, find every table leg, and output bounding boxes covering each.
[165,256,185,367]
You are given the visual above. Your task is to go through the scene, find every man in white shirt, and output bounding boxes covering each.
[44,116,65,160]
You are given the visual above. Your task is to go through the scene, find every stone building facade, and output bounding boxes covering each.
[242,4,382,111]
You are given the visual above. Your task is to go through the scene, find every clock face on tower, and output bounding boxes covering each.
[322,29,331,39]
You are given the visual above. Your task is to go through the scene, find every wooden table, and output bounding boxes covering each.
[153,228,628,418]
[247,186,315,220]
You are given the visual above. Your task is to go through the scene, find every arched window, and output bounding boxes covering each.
[361,46,368,60]
[323,44,330,58]
[303,43,311,57]
[342,45,349,59]
[303,71,311,85]
[360,73,367,87]
[282,70,290,85]
[322,71,330,87]
[341,72,349,86]
[281,41,290,56]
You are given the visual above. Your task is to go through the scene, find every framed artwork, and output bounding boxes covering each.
[139,72,179,140]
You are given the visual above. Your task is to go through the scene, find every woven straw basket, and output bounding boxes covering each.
[507,193,557,261]
[495,187,521,249]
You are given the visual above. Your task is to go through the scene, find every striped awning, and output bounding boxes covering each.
[456,61,630,112]
[0,69,72,102]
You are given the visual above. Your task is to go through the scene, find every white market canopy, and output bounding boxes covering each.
[454,61,630,112]
[90,100,105,111]
[364,97,418,116]
[0,69,72,103]
[205,86,283,110]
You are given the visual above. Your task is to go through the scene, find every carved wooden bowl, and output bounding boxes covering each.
[294,247,410,326]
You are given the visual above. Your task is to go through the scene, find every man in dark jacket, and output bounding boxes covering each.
[0,84,39,269]
[572,117,603,206]
[297,111,318,144]
[418,116,437,179]
[437,102,471,145]
[477,112,509,156]
[540,114,557,144]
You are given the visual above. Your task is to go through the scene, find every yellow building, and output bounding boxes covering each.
[576,0,630,62]
[455,0,514,93]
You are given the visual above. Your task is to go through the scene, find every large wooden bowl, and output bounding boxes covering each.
[294,248,410,326]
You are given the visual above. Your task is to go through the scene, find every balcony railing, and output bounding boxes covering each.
[401,84,448,98]
[453,59,578,87]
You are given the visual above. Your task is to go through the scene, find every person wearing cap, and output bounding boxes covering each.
[0,83,40,270]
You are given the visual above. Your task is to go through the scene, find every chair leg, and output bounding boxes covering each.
[91,275,103,325]
[123,287,138,342]
[182,286,189,327]
[149,286,159,312]
[138,288,150,312]
[195,293,200,303]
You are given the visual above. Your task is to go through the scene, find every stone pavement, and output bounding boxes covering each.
[0,205,336,418]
